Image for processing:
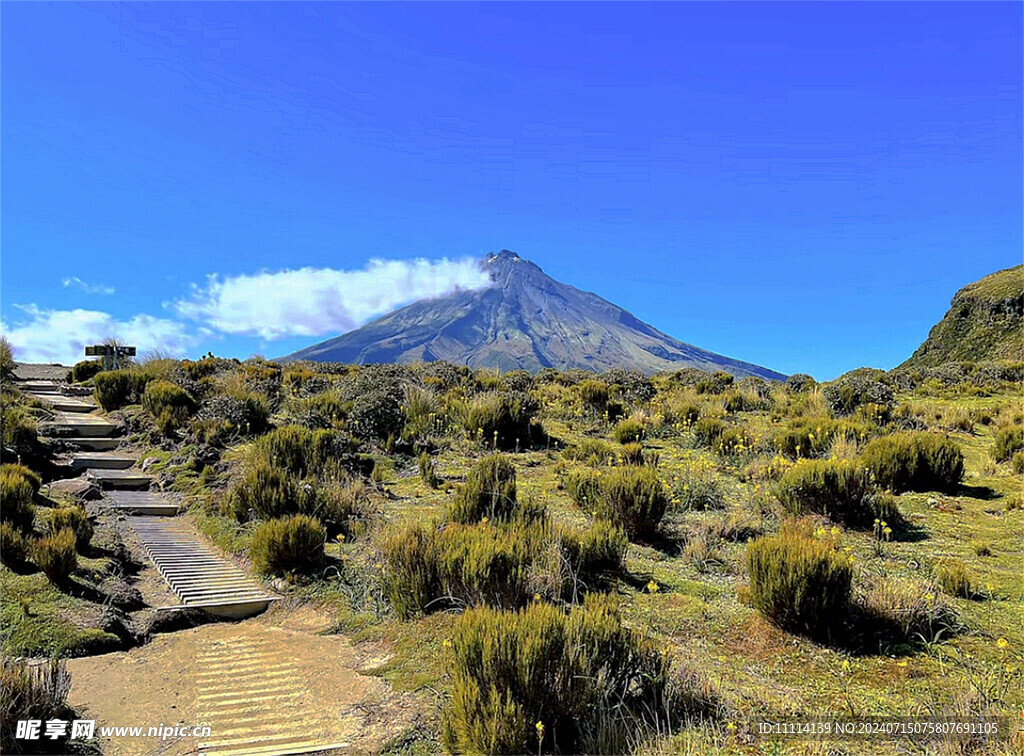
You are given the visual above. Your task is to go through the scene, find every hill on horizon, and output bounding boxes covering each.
[283,250,785,380]
[901,265,1023,368]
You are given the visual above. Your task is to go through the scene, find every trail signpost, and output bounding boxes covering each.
[84,344,136,371]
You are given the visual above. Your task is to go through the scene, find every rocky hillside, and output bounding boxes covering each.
[902,265,1023,367]
[284,250,784,379]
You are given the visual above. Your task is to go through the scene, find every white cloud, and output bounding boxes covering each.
[174,257,492,340]
[1,305,195,365]
[61,277,116,296]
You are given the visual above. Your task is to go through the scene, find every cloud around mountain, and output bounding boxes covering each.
[173,257,493,340]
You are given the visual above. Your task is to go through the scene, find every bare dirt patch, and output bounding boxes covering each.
[67,606,417,756]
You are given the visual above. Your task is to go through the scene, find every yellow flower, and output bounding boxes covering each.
[925,593,935,601]
[533,593,541,602]
[997,637,1009,650]
[442,639,452,648]
[841,659,851,673]
[646,580,660,594]
[896,660,908,668]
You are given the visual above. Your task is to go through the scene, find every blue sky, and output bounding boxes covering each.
[2,1,1020,379]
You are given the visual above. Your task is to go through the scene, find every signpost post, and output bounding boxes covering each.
[84,344,136,371]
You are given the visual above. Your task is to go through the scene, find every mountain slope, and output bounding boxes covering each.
[284,251,785,379]
[901,265,1023,368]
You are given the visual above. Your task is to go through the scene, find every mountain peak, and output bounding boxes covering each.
[284,250,784,379]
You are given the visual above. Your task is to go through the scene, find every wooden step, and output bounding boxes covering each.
[25,393,97,413]
[87,468,151,489]
[129,518,275,619]
[70,452,135,470]
[64,437,120,451]
[100,490,180,515]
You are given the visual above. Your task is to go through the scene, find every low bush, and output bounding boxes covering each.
[1,657,74,755]
[418,451,441,488]
[785,373,817,393]
[1,403,39,463]
[48,507,93,551]
[858,576,962,649]
[1,463,41,493]
[0,468,35,533]
[590,466,668,540]
[33,529,78,586]
[441,595,673,755]
[935,560,974,599]
[746,521,852,638]
[229,461,313,522]
[577,379,610,414]
[618,442,645,465]
[0,522,30,568]
[669,460,725,511]
[991,426,1024,463]
[197,394,269,437]
[306,479,368,539]
[713,426,751,457]
[1012,451,1024,476]
[861,432,964,493]
[461,391,541,450]
[93,369,153,411]
[448,454,522,524]
[560,520,628,594]
[564,468,602,509]
[822,373,894,417]
[692,417,725,449]
[695,371,734,395]
[774,459,891,528]
[612,417,645,444]
[381,519,545,618]
[68,359,103,384]
[141,380,196,434]
[562,438,618,467]
[250,425,357,478]
[250,515,326,577]
[347,387,406,445]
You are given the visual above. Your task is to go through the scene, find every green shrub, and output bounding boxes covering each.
[0,336,14,380]
[1,402,39,462]
[141,379,196,434]
[250,515,326,577]
[991,426,1024,463]
[861,432,964,493]
[250,425,357,478]
[562,438,617,467]
[612,417,645,444]
[0,469,35,533]
[93,369,153,410]
[347,387,406,445]
[692,417,725,448]
[229,461,313,522]
[774,459,889,528]
[197,393,270,437]
[746,521,852,638]
[448,454,521,524]
[441,595,672,755]
[381,519,545,618]
[34,529,78,586]
[822,374,894,417]
[418,451,441,488]
[1,657,74,755]
[669,461,725,511]
[591,466,668,540]
[561,520,628,591]
[287,389,348,430]
[935,560,974,599]
[577,379,610,414]
[713,426,751,457]
[48,507,93,551]
[695,371,734,395]
[564,468,602,509]
[618,442,645,465]
[1012,451,1024,475]
[68,359,103,383]
[0,523,30,568]
[785,373,816,393]
[461,391,541,450]
[305,479,367,540]
[1,463,41,493]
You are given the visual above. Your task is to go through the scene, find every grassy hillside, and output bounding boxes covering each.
[903,265,1023,367]
[5,353,1023,755]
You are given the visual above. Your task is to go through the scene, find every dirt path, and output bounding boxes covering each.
[67,606,416,756]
